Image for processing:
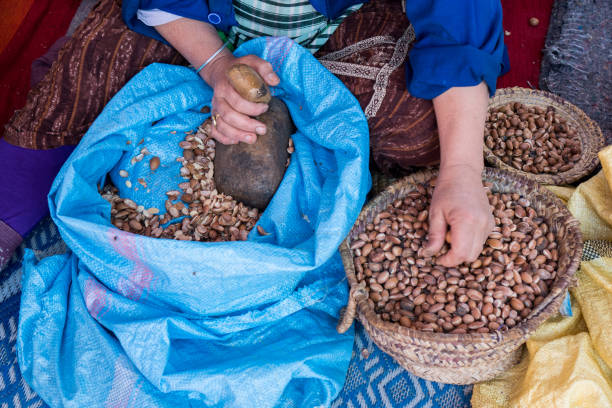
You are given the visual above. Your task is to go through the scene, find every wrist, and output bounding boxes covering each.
[438,134,485,178]
[199,49,234,86]
[438,162,483,180]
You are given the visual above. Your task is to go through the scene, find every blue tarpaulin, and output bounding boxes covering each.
[17,37,371,407]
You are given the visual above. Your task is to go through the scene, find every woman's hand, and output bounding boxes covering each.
[202,54,279,145]
[424,164,494,266]
[154,18,279,145]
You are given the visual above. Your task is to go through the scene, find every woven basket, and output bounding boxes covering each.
[337,168,583,384]
[484,87,605,185]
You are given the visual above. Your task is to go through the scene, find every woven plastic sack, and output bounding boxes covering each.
[472,146,612,408]
[17,37,370,408]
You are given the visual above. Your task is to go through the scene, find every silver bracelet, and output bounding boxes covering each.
[195,41,229,74]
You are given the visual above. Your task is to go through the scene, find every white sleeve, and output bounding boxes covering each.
[136,8,183,26]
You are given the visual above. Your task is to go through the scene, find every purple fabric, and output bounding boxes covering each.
[0,139,75,237]
[30,36,70,87]
[0,220,22,268]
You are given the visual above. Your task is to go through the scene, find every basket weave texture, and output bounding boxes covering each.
[338,168,583,384]
[484,87,605,185]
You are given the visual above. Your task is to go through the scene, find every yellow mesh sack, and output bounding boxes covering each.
[472,146,612,408]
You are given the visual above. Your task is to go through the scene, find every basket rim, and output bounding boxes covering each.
[484,87,605,185]
[341,167,583,346]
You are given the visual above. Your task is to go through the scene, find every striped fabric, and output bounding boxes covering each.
[227,0,362,53]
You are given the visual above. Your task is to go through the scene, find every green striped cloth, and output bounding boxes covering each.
[226,0,362,54]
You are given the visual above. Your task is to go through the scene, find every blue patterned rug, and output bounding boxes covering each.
[0,218,67,408]
[0,217,472,408]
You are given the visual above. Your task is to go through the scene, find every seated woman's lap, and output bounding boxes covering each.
[0,0,440,264]
[6,0,438,166]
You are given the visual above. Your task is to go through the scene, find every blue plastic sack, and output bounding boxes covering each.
[17,37,370,408]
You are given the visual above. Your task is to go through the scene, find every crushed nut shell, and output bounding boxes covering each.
[101,119,293,242]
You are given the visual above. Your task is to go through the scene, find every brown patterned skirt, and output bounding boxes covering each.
[3,0,439,173]
[3,0,185,149]
[315,0,439,173]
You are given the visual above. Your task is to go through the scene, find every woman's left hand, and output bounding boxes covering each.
[423,165,494,267]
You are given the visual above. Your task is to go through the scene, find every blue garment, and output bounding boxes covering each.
[121,0,508,100]
[122,0,364,43]
[404,0,509,99]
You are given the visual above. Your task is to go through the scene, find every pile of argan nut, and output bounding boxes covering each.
[485,102,581,174]
[101,119,290,241]
[351,180,558,334]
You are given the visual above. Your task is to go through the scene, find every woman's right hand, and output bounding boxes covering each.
[202,54,280,145]
[154,18,279,145]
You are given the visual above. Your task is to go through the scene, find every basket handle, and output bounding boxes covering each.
[337,282,367,333]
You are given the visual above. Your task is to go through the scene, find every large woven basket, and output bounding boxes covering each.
[485,87,605,185]
[337,168,583,384]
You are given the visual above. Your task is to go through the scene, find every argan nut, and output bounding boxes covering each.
[150,156,160,171]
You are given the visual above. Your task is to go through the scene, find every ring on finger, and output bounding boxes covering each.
[211,113,221,127]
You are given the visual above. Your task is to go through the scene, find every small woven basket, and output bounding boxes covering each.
[484,87,605,185]
[337,168,583,384]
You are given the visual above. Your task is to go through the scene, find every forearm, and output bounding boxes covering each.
[432,82,489,176]
[154,18,232,84]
